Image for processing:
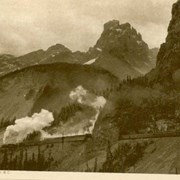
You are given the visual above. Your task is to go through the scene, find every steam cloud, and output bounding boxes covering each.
[69,85,106,133]
[45,86,107,138]
[3,109,54,144]
[3,86,106,144]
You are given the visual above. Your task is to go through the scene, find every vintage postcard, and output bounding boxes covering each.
[0,0,179,179]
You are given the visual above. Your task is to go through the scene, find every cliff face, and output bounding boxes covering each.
[155,0,180,85]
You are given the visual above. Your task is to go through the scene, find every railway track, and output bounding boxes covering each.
[120,131,180,140]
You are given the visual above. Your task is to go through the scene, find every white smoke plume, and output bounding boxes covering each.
[43,86,106,139]
[70,86,106,109]
[3,109,54,144]
[69,85,106,133]
[3,86,106,143]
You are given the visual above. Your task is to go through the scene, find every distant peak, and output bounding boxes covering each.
[95,20,146,51]
[0,54,15,59]
[46,44,71,54]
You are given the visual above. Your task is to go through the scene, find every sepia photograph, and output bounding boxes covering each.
[0,0,180,178]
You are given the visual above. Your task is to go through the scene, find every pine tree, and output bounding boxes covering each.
[23,149,28,170]
[8,150,13,170]
[93,158,98,172]
[1,149,8,170]
[37,145,41,170]
[113,144,124,172]
[18,149,24,170]
[13,155,18,170]
[30,152,36,170]
[47,151,53,170]
[37,145,46,171]
[53,111,59,126]
[102,141,114,172]
[135,143,142,156]
[85,162,91,172]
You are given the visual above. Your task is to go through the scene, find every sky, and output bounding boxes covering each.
[0,0,177,56]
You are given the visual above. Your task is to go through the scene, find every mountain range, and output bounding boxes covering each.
[0,20,158,80]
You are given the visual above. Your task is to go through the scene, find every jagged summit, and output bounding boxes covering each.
[83,20,155,79]
[95,20,146,53]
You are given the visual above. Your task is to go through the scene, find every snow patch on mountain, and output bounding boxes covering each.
[116,28,122,33]
[137,40,143,45]
[133,67,146,75]
[84,58,97,65]
[96,48,102,52]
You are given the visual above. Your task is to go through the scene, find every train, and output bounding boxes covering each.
[1,133,92,149]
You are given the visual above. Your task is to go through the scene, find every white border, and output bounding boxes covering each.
[0,171,179,180]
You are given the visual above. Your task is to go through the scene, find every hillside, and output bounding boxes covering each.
[73,137,180,173]
[127,137,180,174]
[0,54,16,76]
[0,63,117,123]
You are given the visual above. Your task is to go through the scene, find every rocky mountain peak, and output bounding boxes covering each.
[94,20,148,55]
[90,20,152,73]
[82,20,157,80]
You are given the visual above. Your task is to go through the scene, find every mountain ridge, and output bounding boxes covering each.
[0,20,158,80]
